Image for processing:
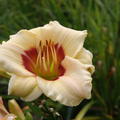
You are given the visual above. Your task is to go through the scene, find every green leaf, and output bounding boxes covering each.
[74,101,94,120]
[25,112,33,120]
[82,116,101,120]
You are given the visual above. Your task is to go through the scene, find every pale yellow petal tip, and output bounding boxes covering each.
[86,94,92,99]
[81,30,88,38]
[86,49,93,59]
[10,29,27,38]
[83,30,87,34]
[43,21,59,28]
[1,41,6,45]
[8,99,25,120]
[87,65,95,74]
[49,20,59,25]
[48,21,88,34]
[92,65,95,74]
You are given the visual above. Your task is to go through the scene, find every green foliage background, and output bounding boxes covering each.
[0,0,120,120]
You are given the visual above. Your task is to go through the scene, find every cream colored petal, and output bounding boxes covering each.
[8,75,42,101]
[0,30,41,76]
[22,85,42,102]
[30,27,49,42]
[30,21,87,57]
[37,56,93,106]
[0,45,6,74]
[76,48,93,64]
[9,30,40,50]
[0,41,33,76]
[75,48,95,74]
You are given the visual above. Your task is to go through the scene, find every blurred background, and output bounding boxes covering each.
[0,0,120,120]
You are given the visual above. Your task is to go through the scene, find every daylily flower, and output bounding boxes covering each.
[0,21,94,106]
[0,97,25,120]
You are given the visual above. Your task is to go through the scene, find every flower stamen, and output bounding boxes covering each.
[21,40,65,80]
